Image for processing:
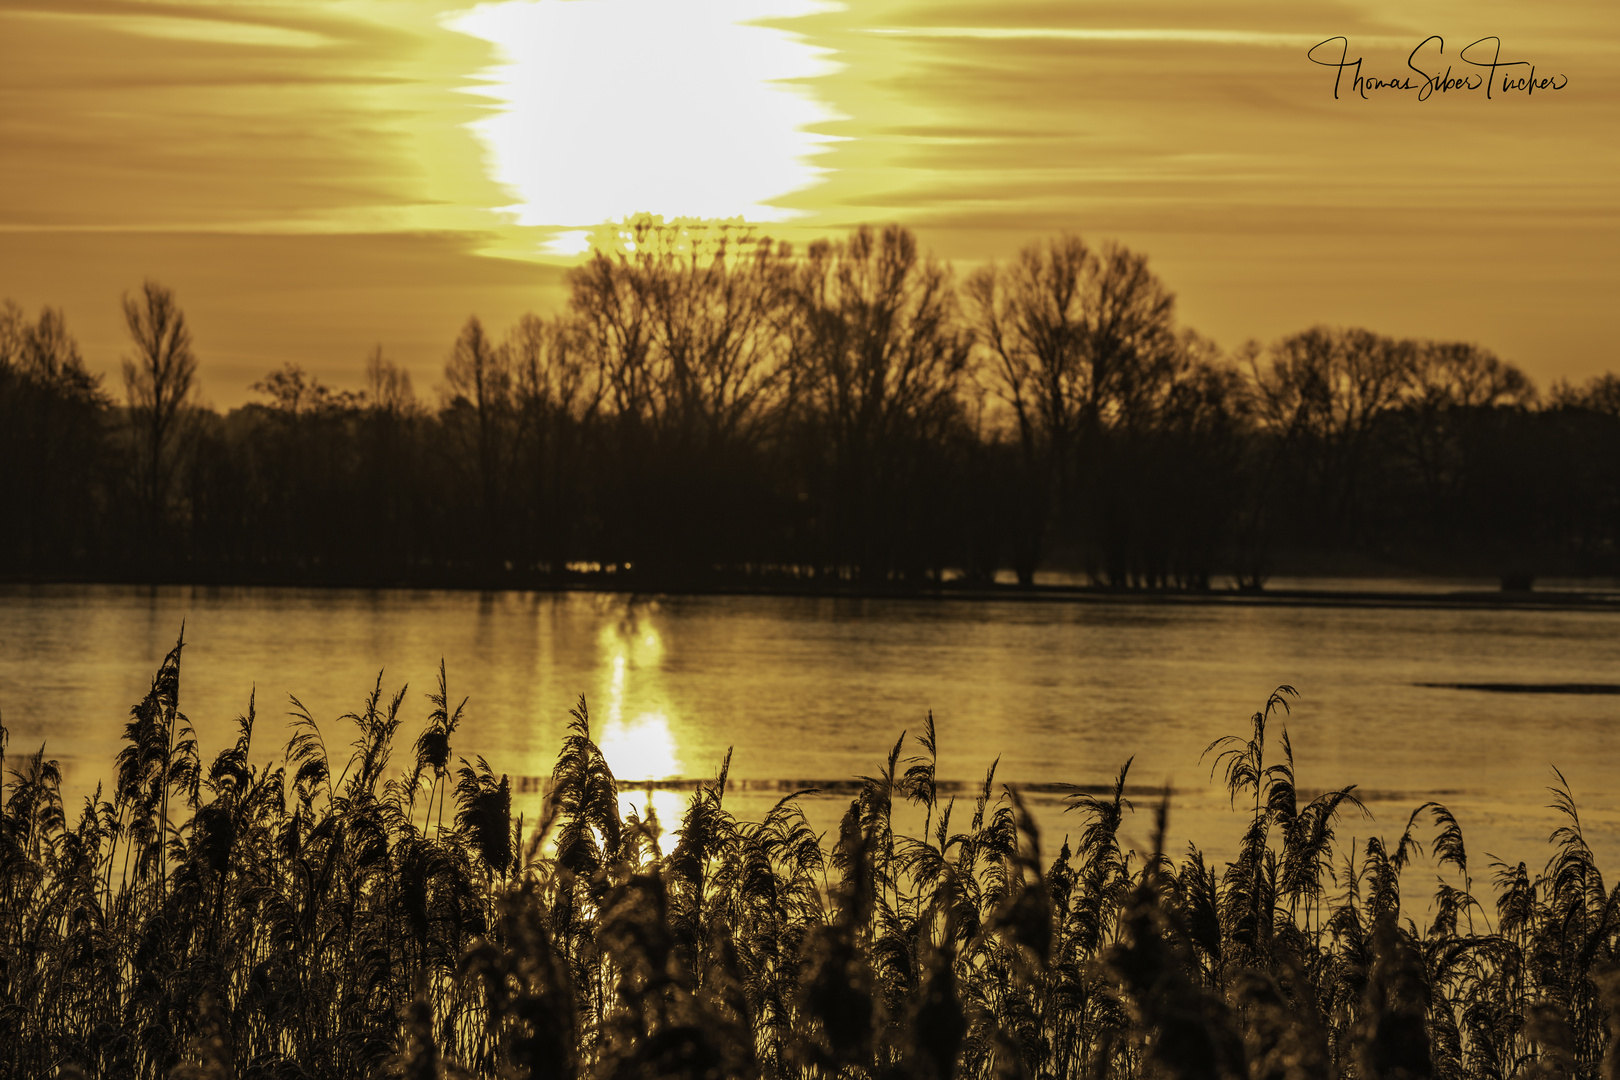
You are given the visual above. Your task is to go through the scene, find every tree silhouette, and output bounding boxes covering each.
[122,280,198,543]
[365,345,418,417]
[5,225,1620,589]
[1248,327,1414,546]
[443,316,518,568]
[967,236,1096,585]
[567,216,797,574]
[969,237,1199,586]
[507,313,600,575]
[0,302,108,570]
[788,224,972,579]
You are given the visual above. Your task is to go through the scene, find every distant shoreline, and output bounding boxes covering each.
[5,571,1619,614]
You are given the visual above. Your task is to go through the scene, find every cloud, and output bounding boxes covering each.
[864,26,1396,48]
[13,10,335,49]
[0,0,510,233]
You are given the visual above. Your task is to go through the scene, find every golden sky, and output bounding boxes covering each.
[1,0,1614,406]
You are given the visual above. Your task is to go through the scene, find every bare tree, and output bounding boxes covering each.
[966,235,1181,583]
[122,281,197,531]
[4,303,97,391]
[1083,243,1182,430]
[507,313,602,572]
[570,231,657,426]
[788,224,973,577]
[1395,341,1535,546]
[643,222,793,449]
[508,313,602,439]
[966,236,1091,583]
[568,215,793,447]
[365,346,417,417]
[791,225,969,453]
[1551,373,1620,416]
[1413,341,1534,411]
[564,217,801,574]
[443,316,516,564]
[1091,330,1251,589]
[1,302,108,566]
[252,364,359,417]
[1249,326,1415,538]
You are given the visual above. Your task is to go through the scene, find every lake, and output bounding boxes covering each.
[2,583,1618,883]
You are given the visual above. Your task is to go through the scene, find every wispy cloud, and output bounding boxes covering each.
[863,26,1408,48]
[10,10,334,48]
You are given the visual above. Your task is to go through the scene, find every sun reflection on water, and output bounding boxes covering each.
[594,611,685,847]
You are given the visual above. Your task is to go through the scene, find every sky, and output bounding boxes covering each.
[1,0,1614,407]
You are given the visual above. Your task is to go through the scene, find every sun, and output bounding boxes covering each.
[448,0,842,253]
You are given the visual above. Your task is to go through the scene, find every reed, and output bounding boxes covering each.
[1,632,1616,1079]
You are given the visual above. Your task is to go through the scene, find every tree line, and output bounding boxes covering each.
[5,217,1618,589]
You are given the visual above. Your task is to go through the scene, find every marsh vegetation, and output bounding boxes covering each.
[4,633,1619,1078]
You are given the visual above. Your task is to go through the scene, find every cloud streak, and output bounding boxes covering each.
[863,26,1405,48]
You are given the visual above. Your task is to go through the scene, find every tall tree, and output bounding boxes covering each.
[1395,342,1535,549]
[443,316,516,567]
[0,302,108,568]
[967,237,1183,584]
[508,313,601,573]
[787,224,972,579]
[365,345,417,417]
[122,281,198,539]
[1249,327,1414,544]
[566,218,798,573]
[570,215,793,445]
[966,236,1092,584]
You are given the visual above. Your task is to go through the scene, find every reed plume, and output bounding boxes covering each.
[2,633,1617,1079]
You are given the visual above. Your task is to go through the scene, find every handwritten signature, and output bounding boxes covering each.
[1308,37,1568,100]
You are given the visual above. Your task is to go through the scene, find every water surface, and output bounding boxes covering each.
[2,584,1616,878]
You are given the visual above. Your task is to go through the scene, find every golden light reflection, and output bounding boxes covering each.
[447,0,843,253]
[594,612,684,846]
[596,707,679,782]
[597,710,687,846]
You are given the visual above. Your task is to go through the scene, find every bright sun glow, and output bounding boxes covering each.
[597,707,680,783]
[449,0,842,251]
[594,614,684,845]
[597,709,684,843]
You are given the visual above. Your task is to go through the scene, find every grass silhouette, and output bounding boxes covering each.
[2,630,1616,1079]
